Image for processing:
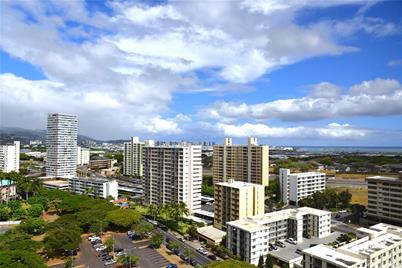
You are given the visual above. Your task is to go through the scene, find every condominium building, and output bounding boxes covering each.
[279,169,326,205]
[0,179,17,201]
[123,137,144,177]
[366,176,402,226]
[214,179,265,230]
[69,177,118,199]
[77,146,90,166]
[0,141,20,172]
[226,207,331,265]
[46,113,78,178]
[143,144,202,213]
[213,137,269,186]
[303,223,402,268]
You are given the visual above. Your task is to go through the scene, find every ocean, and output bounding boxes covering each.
[295,146,402,154]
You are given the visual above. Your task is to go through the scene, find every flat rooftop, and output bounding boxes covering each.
[303,244,365,268]
[70,177,113,183]
[227,207,330,232]
[197,225,226,242]
[340,232,402,256]
[43,180,69,186]
[215,180,264,189]
[366,175,400,181]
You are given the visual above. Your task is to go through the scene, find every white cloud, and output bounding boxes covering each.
[388,59,402,67]
[201,78,402,121]
[216,122,367,139]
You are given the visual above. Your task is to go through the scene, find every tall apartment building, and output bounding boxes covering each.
[69,177,118,200]
[143,144,202,213]
[279,169,326,205]
[0,141,20,172]
[214,179,265,230]
[303,223,402,268]
[213,138,269,186]
[46,113,78,178]
[226,207,331,265]
[123,137,144,177]
[366,176,402,226]
[77,146,90,165]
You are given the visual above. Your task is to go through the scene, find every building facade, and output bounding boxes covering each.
[214,179,265,230]
[42,180,70,191]
[123,137,144,177]
[68,177,118,199]
[303,223,402,268]
[213,137,269,186]
[279,169,326,205]
[226,207,331,265]
[143,144,202,213]
[89,158,115,170]
[366,176,402,226]
[77,146,90,166]
[46,113,78,178]
[0,179,17,201]
[0,141,20,172]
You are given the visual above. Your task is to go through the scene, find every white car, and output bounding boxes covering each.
[96,246,107,251]
[116,251,126,257]
[286,238,297,245]
[89,236,101,241]
[104,259,116,266]
[197,247,208,255]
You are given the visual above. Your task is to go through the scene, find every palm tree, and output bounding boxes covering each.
[184,248,194,265]
[117,254,139,268]
[148,204,159,221]
[177,202,189,217]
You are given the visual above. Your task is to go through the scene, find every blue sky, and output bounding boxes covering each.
[1,0,402,145]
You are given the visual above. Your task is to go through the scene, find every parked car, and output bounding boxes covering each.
[98,251,108,257]
[127,231,134,236]
[208,254,217,260]
[295,248,303,255]
[286,238,297,245]
[91,239,102,245]
[269,243,278,250]
[104,259,116,266]
[89,236,101,241]
[173,249,180,255]
[102,255,113,261]
[197,247,208,255]
[96,246,107,251]
[114,248,123,253]
[275,241,285,248]
[179,253,189,262]
[166,264,177,268]
[116,251,126,257]
[93,243,104,248]
[165,237,170,244]
[178,238,184,242]
[190,259,198,266]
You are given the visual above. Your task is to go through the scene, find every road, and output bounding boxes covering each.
[326,178,367,188]
[157,228,212,266]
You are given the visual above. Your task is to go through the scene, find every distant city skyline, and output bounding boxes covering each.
[1,1,402,145]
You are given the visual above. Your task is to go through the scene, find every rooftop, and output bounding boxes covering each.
[43,180,69,186]
[70,177,114,183]
[215,180,264,189]
[366,175,401,182]
[197,225,226,242]
[303,244,366,268]
[227,207,330,232]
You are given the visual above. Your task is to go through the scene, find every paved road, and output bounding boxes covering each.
[327,178,367,188]
[158,228,212,266]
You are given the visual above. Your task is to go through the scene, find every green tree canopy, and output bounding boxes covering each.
[106,209,142,230]
[132,220,153,238]
[27,204,44,218]
[44,227,82,257]
[205,259,256,268]
[19,217,46,235]
[150,232,163,248]
[0,250,46,268]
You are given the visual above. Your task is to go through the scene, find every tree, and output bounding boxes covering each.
[64,257,74,268]
[186,224,198,239]
[132,221,153,238]
[350,204,366,224]
[265,255,273,268]
[44,227,82,257]
[27,204,44,218]
[106,209,142,230]
[184,248,195,263]
[0,206,10,220]
[166,202,189,220]
[150,233,163,248]
[105,237,114,253]
[148,204,159,221]
[7,200,21,211]
[167,241,179,251]
[338,190,352,208]
[46,199,62,214]
[117,254,139,268]
[19,217,46,235]
[205,259,256,268]
[0,250,46,268]
[258,255,264,268]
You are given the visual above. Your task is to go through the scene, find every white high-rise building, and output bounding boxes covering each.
[46,113,78,178]
[123,137,144,177]
[0,141,20,172]
[143,144,202,213]
[77,146,90,165]
[279,168,326,205]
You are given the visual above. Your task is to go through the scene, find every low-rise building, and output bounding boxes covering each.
[279,169,326,205]
[0,179,17,201]
[69,177,118,200]
[89,158,116,170]
[214,179,265,230]
[366,175,402,226]
[226,207,331,265]
[303,223,402,268]
[0,141,20,172]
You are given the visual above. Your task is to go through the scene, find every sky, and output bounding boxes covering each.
[1,0,402,146]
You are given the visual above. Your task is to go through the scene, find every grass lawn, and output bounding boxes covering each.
[331,186,368,206]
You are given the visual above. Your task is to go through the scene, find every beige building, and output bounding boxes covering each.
[123,137,144,177]
[214,179,265,230]
[366,175,402,226]
[213,137,269,186]
[303,223,402,268]
[143,144,202,213]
